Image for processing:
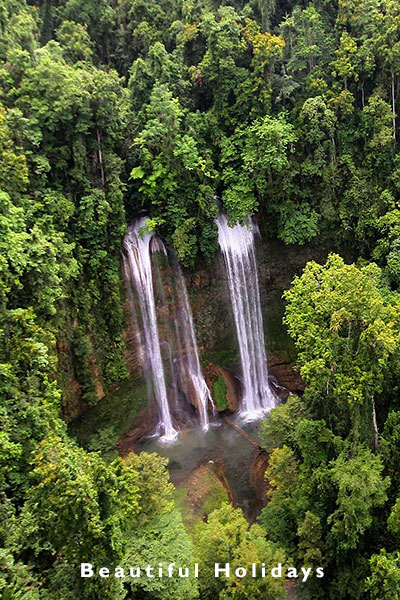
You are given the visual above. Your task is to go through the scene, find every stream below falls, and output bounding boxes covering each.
[138,414,269,522]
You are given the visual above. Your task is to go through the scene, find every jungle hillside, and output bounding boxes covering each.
[2,0,400,598]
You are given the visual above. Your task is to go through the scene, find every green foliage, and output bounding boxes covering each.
[124,452,174,524]
[3,1,400,599]
[0,547,43,599]
[388,496,400,538]
[220,114,296,223]
[380,410,400,489]
[193,503,287,600]
[284,254,400,440]
[0,307,62,498]
[258,252,400,598]
[260,395,306,450]
[297,511,324,569]
[211,374,228,411]
[328,448,389,552]
[56,20,93,63]
[277,201,320,244]
[259,445,305,555]
[21,438,140,563]
[123,510,199,600]
[366,549,400,599]
[130,83,216,264]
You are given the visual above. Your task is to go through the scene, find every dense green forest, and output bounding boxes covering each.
[2,0,400,598]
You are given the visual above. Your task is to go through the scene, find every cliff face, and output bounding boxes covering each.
[186,236,337,363]
[64,237,340,426]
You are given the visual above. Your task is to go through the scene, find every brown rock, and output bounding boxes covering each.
[268,354,305,394]
[206,364,241,412]
[117,408,159,455]
[89,354,105,400]
[250,451,270,516]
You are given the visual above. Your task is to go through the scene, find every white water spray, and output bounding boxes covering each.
[123,218,177,442]
[175,265,213,431]
[123,217,212,439]
[216,213,275,418]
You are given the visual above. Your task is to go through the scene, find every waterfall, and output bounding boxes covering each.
[216,213,275,418]
[123,217,211,439]
[123,218,177,441]
[175,265,213,431]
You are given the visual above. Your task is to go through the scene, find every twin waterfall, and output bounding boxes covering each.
[123,219,177,441]
[216,214,275,417]
[123,218,212,441]
[123,214,274,442]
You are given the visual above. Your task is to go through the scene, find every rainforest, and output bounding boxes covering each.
[2,0,400,598]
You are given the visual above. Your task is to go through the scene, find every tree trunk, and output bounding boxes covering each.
[392,71,396,147]
[97,127,105,187]
[372,399,378,452]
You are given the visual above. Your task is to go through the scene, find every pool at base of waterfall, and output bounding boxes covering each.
[139,414,269,522]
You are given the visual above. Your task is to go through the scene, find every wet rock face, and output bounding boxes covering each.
[117,408,159,454]
[267,354,305,395]
[249,450,270,520]
[205,364,241,412]
[62,236,345,424]
[63,237,314,422]
[61,378,83,421]
[186,256,236,357]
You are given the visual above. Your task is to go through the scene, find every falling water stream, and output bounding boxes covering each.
[123,218,177,441]
[216,213,275,418]
[123,217,211,440]
[175,264,214,431]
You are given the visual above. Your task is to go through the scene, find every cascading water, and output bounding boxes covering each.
[123,218,177,442]
[123,217,212,439]
[174,265,213,431]
[216,213,275,418]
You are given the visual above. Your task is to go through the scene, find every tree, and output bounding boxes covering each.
[131,83,216,265]
[259,445,305,555]
[56,20,93,63]
[372,0,400,145]
[284,254,400,442]
[123,510,199,600]
[366,549,400,599]
[243,18,285,115]
[280,5,333,79]
[331,32,358,90]
[328,447,389,552]
[259,395,306,451]
[193,503,287,600]
[20,438,140,557]
[220,113,295,223]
